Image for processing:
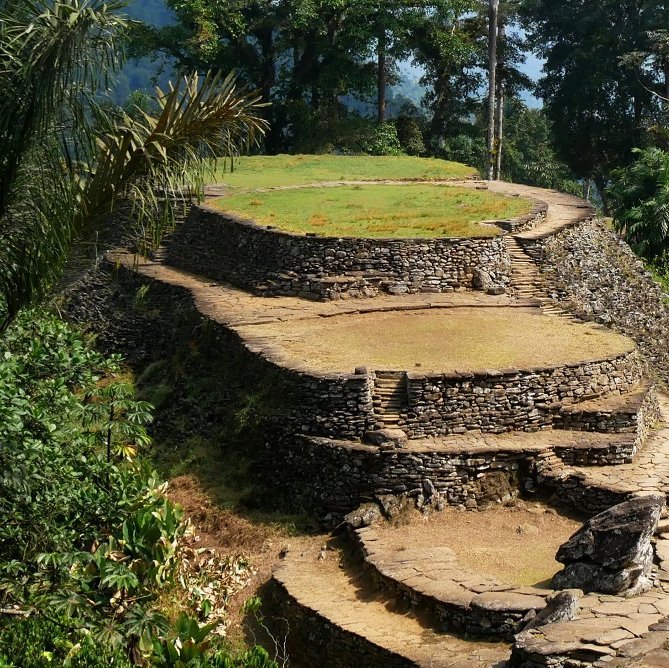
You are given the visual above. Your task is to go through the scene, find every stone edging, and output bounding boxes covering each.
[161,189,548,301]
[266,576,414,668]
[350,520,549,638]
[347,509,669,657]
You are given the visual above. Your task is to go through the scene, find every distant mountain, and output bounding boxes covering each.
[112,1,175,103]
[124,0,174,27]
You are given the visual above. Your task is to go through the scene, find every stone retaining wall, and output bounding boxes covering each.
[350,526,547,639]
[266,578,412,668]
[240,349,642,441]
[553,385,660,450]
[267,433,553,516]
[399,355,642,437]
[163,203,517,299]
[265,430,654,518]
[523,219,669,386]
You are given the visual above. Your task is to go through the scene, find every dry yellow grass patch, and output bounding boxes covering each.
[239,307,634,374]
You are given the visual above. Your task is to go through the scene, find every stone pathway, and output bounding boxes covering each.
[484,181,596,242]
[542,393,669,501]
[111,250,518,329]
[273,542,511,667]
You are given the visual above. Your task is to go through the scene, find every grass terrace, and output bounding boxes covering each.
[213,184,534,238]
[237,307,634,374]
[215,154,477,190]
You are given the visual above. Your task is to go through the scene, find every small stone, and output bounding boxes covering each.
[363,429,408,448]
[522,590,581,631]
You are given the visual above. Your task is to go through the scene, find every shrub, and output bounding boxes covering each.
[395,116,426,156]
[359,122,404,156]
[609,147,669,264]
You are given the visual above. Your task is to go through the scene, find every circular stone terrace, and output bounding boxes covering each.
[113,155,669,667]
[162,156,559,300]
[234,304,632,375]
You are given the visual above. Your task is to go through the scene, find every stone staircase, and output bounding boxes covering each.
[505,236,545,299]
[539,392,669,515]
[372,372,409,430]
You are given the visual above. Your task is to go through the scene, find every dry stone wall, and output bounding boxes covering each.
[264,426,655,518]
[265,433,527,517]
[401,355,641,437]
[526,219,669,386]
[163,204,515,299]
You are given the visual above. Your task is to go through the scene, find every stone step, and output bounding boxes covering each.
[348,516,669,667]
[538,393,669,515]
[269,541,510,667]
[554,382,659,438]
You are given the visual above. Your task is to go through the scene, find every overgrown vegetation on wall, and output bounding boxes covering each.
[0,308,277,667]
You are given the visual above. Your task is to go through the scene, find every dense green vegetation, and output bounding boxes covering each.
[0,0,265,329]
[609,148,669,267]
[216,183,532,238]
[0,309,277,667]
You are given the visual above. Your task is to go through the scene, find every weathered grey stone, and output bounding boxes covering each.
[343,503,382,529]
[521,589,581,631]
[553,495,664,596]
[472,268,494,290]
[364,429,408,448]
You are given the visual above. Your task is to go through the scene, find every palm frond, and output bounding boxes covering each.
[80,71,268,252]
[0,0,127,215]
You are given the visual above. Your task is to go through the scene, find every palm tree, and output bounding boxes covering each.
[609,148,669,263]
[0,0,267,330]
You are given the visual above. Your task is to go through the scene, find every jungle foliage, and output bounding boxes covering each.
[0,309,277,667]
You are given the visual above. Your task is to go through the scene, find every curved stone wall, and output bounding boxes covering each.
[163,203,544,300]
[271,351,642,441]
[264,428,649,517]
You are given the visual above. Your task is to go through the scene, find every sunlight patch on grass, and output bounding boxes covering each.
[213,184,534,238]
[215,154,476,190]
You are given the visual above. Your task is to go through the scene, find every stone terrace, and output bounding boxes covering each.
[108,172,669,667]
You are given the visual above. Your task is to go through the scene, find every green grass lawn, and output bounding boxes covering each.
[215,154,476,190]
[213,184,534,238]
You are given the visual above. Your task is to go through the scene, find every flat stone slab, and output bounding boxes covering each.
[272,544,511,667]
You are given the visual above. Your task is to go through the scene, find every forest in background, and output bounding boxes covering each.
[123,1,669,271]
[2,1,669,666]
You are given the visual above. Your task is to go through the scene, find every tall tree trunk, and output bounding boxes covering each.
[377,27,387,124]
[494,83,504,180]
[486,0,499,181]
[494,23,505,181]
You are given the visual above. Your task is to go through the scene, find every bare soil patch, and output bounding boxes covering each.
[377,502,584,588]
[240,306,634,374]
[167,475,326,646]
